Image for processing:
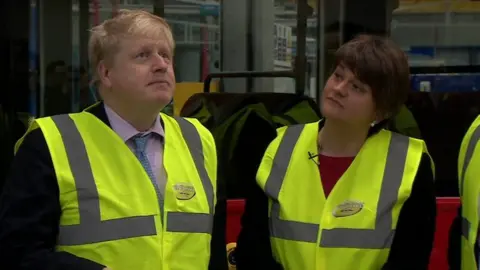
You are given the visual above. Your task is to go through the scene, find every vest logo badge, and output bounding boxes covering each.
[332,200,363,217]
[173,183,196,200]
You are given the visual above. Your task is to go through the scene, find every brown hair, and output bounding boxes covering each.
[334,34,410,118]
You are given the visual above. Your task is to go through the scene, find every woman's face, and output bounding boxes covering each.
[321,64,377,126]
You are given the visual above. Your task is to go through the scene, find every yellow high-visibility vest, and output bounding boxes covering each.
[16,112,217,270]
[256,121,430,270]
[459,115,480,270]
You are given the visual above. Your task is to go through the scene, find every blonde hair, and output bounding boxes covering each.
[88,9,175,86]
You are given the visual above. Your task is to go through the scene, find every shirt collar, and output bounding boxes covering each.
[104,104,165,142]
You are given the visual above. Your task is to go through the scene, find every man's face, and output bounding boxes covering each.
[100,36,175,110]
[321,64,377,126]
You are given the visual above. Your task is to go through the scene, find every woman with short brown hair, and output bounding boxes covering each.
[235,34,436,270]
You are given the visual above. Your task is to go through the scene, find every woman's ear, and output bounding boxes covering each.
[379,110,394,122]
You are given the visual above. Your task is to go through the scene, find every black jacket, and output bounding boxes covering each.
[0,103,227,270]
[235,147,436,270]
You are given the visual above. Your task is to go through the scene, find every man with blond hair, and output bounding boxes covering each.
[0,9,226,270]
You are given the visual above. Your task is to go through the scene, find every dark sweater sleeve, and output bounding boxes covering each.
[208,179,228,270]
[0,129,105,270]
[448,206,462,270]
[234,179,283,270]
[382,153,437,270]
[448,203,479,270]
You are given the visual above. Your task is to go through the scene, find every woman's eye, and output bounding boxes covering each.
[351,84,365,93]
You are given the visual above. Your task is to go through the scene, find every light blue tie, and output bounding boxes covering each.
[132,133,156,182]
[132,133,164,223]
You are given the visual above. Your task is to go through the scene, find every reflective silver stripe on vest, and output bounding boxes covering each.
[460,124,480,197]
[52,114,213,246]
[174,117,215,214]
[462,217,470,239]
[459,123,480,242]
[265,125,411,249]
[266,125,320,243]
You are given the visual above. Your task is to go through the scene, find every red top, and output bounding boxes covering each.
[318,155,355,197]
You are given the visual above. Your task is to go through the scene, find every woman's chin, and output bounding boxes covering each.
[321,104,344,119]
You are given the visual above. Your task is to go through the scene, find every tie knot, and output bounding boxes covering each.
[133,133,150,152]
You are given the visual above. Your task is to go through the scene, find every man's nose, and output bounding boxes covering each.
[152,54,168,72]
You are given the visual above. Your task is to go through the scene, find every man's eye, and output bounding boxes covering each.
[161,53,171,60]
[136,52,149,58]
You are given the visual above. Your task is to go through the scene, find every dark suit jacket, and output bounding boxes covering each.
[0,103,227,270]
[234,151,436,270]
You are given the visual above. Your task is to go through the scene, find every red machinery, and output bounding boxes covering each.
[429,197,460,270]
[226,197,460,269]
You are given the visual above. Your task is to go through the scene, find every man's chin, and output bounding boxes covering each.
[153,95,173,109]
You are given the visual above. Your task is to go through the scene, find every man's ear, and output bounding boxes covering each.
[97,60,111,88]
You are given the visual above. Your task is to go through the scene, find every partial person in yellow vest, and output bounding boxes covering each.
[0,9,227,270]
[235,35,436,270]
[391,104,422,139]
[448,115,480,270]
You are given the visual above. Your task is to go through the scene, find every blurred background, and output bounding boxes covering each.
[2,0,480,197]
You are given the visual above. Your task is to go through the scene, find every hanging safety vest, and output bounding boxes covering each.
[256,121,430,270]
[459,115,480,270]
[16,112,217,270]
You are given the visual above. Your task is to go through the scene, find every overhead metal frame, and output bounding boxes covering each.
[295,0,308,95]
[246,0,254,92]
[153,0,164,17]
[315,0,323,104]
[203,70,296,93]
